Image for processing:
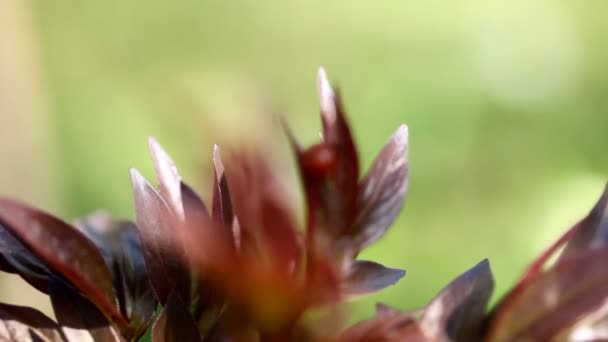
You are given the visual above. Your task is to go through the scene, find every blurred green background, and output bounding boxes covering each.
[0,0,607,326]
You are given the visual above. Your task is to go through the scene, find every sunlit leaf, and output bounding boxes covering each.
[421,259,493,341]
[130,169,189,305]
[487,248,608,341]
[211,145,235,249]
[352,125,409,250]
[343,260,405,297]
[148,137,184,219]
[0,302,66,342]
[224,153,301,271]
[560,183,608,259]
[292,68,360,247]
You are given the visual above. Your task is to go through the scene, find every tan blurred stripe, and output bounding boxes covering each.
[0,0,64,318]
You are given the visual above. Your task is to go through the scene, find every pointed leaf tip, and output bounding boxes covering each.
[213,144,224,176]
[351,124,409,250]
[559,183,608,259]
[422,259,494,341]
[344,260,406,297]
[148,137,183,218]
[317,66,336,125]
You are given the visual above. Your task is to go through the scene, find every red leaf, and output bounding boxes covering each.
[559,183,608,259]
[0,303,66,342]
[223,152,301,273]
[420,259,493,341]
[148,137,185,219]
[291,68,360,249]
[49,276,123,342]
[487,248,608,341]
[130,169,189,305]
[152,294,201,342]
[352,125,409,250]
[0,223,50,293]
[0,199,128,330]
[74,213,158,341]
[211,145,236,249]
[343,260,405,297]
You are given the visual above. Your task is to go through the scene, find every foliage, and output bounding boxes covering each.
[0,69,606,341]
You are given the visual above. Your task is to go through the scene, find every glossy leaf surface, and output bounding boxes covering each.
[0,199,127,329]
[421,259,493,341]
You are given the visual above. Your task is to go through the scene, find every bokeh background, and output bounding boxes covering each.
[1,0,607,327]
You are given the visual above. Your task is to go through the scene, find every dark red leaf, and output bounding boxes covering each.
[152,294,201,342]
[487,248,608,341]
[74,213,158,341]
[224,153,301,272]
[148,137,185,219]
[0,223,50,292]
[0,302,66,342]
[343,260,405,297]
[339,308,421,342]
[49,276,122,342]
[420,259,493,341]
[211,145,236,249]
[290,68,360,249]
[351,124,409,250]
[311,67,360,239]
[130,169,189,305]
[178,183,226,326]
[0,199,128,329]
[559,183,608,259]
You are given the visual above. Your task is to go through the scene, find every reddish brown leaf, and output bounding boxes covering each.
[343,260,405,297]
[152,294,201,342]
[130,169,189,305]
[0,223,50,292]
[0,199,128,329]
[420,259,493,341]
[74,213,158,341]
[352,125,409,250]
[559,183,608,259]
[148,137,184,219]
[487,248,608,341]
[224,153,301,273]
[310,67,360,239]
[211,145,235,249]
[0,303,67,342]
[49,276,123,342]
[339,308,421,342]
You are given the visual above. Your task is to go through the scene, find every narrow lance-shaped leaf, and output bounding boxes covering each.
[130,169,189,305]
[421,259,494,341]
[148,137,184,219]
[291,68,360,246]
[352,124,409,250]
[487,248,608,341]
[49,276,122,342]
[315,67,360,237]
[152,293,201,342]
[75,213,158,341]
[224,152,301,272]
[0,199,128,329]
[559,183,608,259]
[343,260,405,297]
[0,302,67,342]
[211,145,236,249]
